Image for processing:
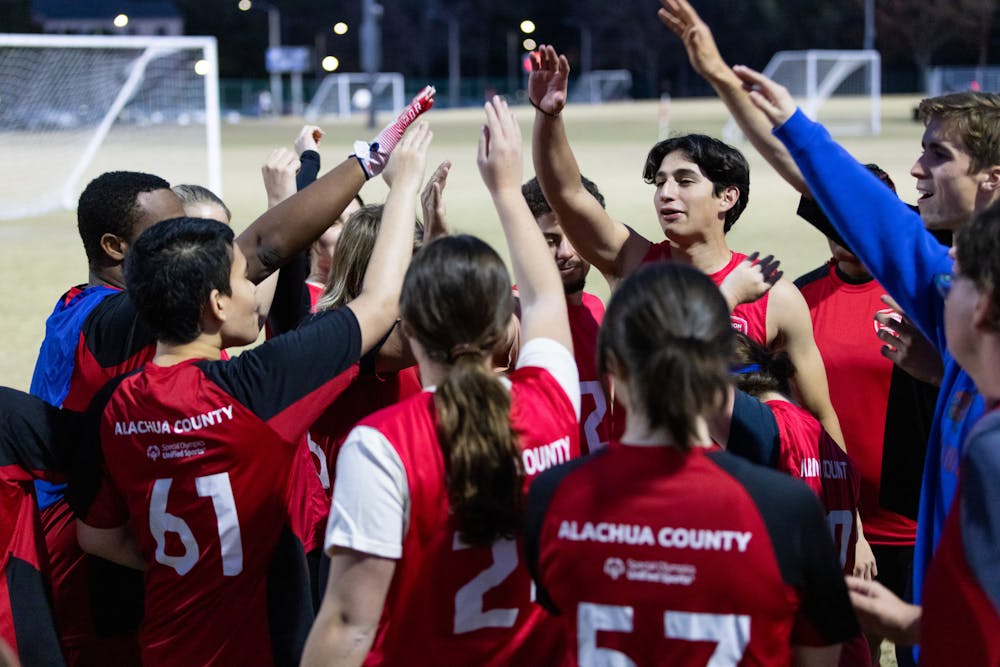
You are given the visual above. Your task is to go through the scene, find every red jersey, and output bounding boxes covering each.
[643,245,769,345]
[569,292,613,453]
[796,262,935,545]
[75,308,362,667]
[306,281,324,311]
[328,347,580,666]
[766,400,861,574]
[0,388,73,667]
[920,410,1000,665]
[526,444,859,666]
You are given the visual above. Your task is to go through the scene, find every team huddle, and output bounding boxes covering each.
[2,1,999,666]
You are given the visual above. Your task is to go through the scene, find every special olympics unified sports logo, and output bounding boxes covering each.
[146,445,161,461]
[604,557,625,580]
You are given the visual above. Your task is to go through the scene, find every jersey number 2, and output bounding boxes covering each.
[150,473,244,577]
[453,534,519,634]
[580,381,608,451]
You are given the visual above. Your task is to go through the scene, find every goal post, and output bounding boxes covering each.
[0,34,221,220]
[305,73,405,121]
[723,49,880,143]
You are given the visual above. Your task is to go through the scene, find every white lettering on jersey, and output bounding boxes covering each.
[801,457,820,478]
[822,460,848,480]
[522,436,571,475]
[558,521,752,553]
[114,405,235,437]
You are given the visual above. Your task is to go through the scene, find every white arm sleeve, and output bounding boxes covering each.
[324,425,410,559]
[516,337,581,419]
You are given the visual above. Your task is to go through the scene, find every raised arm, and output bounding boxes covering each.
[657,0,810,196]
[480,96,572,352]
[530,46,650,280]
[346,122,431,353]
[236,86,434,284]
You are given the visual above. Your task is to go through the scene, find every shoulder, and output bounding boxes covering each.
[794,263,832,291]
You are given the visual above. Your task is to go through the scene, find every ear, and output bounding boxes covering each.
[972,288,997,331]
[99,233,129,263]
[205,288,227,326]
[980,165,1000,193]
[717,185,740,213]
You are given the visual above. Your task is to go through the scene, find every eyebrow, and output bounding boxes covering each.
[655,167,701,180]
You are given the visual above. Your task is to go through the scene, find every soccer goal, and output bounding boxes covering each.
[305,73,405,121]
[723,50,880,143]
[569,70,633,104]
[0,34,221,220]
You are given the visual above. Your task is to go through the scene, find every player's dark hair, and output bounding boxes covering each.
[125,217,235,345]
[400,234,520,547]
[315,204,424,311]
[956,200,1000,331]
[78,171,171,268]
[172,184,232,223]
[642,134,750,232]
[521,175,606,217]
[730,333,794,397]
[599,263,733,449]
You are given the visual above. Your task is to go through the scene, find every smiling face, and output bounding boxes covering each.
[911,118,985,231]
[652,151,738,242]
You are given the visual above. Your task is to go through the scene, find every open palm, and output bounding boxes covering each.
[528,45,570,116]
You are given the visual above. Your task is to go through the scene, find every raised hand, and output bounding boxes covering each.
[657,0,729,81]
[294,125,324,154]
[718,251,783,311]
[528,45,570,117]
[261,147,301,208]
[732,65,797,128]
[875,294,944,386]
[353,85,435,179]
[421,160,452,239]
[381,121,432,191]
[477,96,524,194]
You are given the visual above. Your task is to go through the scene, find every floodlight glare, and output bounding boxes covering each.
[322,56,340,72]
[523,38,537,51]
[520,20,536,34]
[238,0,252,11]
[333,22,348,35]
[194,59,210,76]
[113,14,129,28]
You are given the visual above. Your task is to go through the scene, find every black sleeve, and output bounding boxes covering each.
[201,307,362,425]
[798,196,951,254]
[266,250,312,336]
[84,291,157,368]
[296,150,320,191]
[727,389,780,468]
[0,387,80,478]
[523,455,596,615]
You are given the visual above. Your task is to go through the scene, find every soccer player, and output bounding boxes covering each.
[301,97,581,667]
[0,387,80,667]
[522,175,613,452]
[529,45,843,448]
[845,202,1000,665]
[525,262,857,666]
[733,64,1000,662]
[70,120,432,667]
[33,87,435,664]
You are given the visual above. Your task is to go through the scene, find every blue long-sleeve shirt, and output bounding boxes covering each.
[773,110,985,617]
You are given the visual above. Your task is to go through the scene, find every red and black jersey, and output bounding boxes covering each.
[71,307,362,667]
[569,292,614,453]
[0,388,75,667]
[920,410,1000,665]
[766,400,861,574]
[525,444,858,666]
[643,246,769,345]
[796,261,937,544]
[355,367,580,666]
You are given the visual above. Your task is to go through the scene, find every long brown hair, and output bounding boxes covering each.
[400,235,521,546]
[598,263,734,448]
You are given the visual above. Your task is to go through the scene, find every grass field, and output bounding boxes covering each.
[1,94,928,392]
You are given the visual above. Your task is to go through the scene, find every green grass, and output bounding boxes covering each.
[0,94,927,393]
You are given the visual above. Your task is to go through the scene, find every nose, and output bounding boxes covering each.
[910,155,926,179]
[657,180,677,200]
[556,237,573,260]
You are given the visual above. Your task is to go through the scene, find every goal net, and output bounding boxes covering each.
[569,70,633,104]
[0,34,221,220]
[305,72,405,121]
[724,49,880,143]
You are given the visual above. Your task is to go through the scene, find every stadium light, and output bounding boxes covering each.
[322,55,340,72]
[113,14,129,28]
[333,22,348,35]
[237,0,252,10]
[520,20,535,34]
[523,38,536,51]
[194,59,210,76]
